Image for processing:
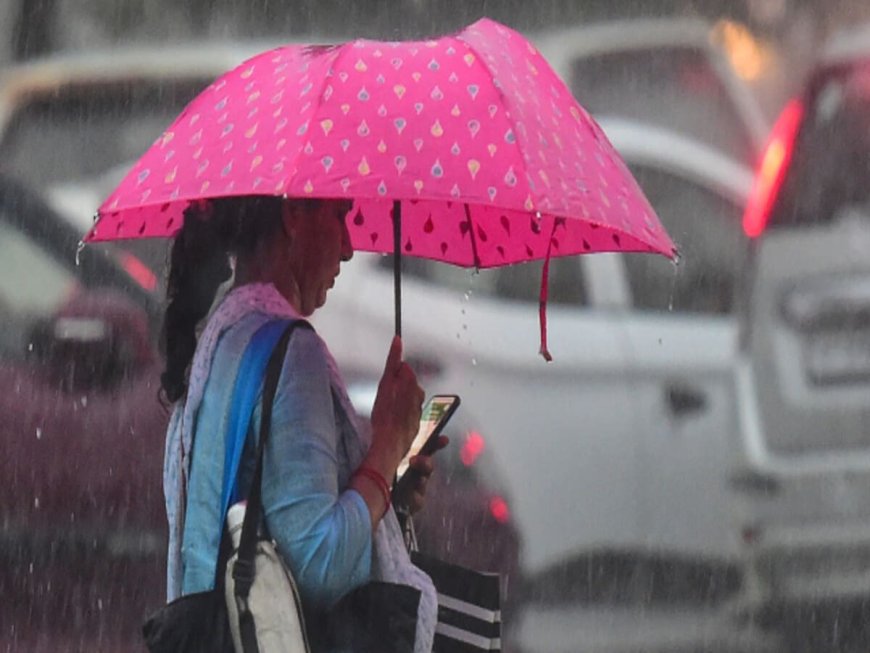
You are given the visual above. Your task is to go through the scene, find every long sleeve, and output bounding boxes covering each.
[256,327,373,609]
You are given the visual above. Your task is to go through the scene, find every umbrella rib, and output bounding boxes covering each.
[289,42,353,195]
[454,34,536,214]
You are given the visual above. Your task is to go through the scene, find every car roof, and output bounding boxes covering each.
[530,17,719,58]
[820,22,870,67]
[597,116,753,206]
[0,40,312,115]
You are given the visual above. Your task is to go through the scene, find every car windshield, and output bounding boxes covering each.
[769,62,870,229]
[0,79,210,187]
[570,47,758,163]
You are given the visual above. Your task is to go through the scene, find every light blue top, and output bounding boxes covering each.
[180,311,373,609]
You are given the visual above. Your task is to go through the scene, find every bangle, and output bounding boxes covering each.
[352,464,391,511]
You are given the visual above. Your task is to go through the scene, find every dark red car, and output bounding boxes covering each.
[0,173,168,651]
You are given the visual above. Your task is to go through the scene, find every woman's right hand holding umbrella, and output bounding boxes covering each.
[351,336,424,526]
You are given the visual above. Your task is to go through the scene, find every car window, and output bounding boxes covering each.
[768,64,870,230]
[0,218,79,357]
[380,254,588,307]
[0,79,210,187]
[570,47,757,163]
[622,166,745,316]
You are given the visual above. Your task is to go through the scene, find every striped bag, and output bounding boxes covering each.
[411,552,501,652]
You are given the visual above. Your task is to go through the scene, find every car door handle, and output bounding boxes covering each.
[664,383,707,417]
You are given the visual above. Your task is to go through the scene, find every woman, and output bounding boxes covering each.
[160,196,440,652]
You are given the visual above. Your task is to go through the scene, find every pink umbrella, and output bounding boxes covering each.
[85,18,675,358]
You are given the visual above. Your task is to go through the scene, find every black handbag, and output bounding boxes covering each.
[143,320,309,653]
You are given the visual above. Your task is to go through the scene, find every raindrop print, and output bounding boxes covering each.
[440,242,449,255]
[431,160,444,177]
[476,226,488,242]
[467,84,480,99]
[377,181,388,195]
[353,211,365,226]
[357,87,370,101]
[424,217,435,233]
[357,120,370,137]
[451,142,461,156]
[404,239,413,253]
[612,234,621,247]
[467,120,481,138]
[467,159,480,180]
[394,156,407,174]
[500,215,511,234]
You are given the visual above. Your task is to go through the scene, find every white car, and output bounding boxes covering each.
[732,21,870,651]
[1,32,763,650]
[316,113,753,577]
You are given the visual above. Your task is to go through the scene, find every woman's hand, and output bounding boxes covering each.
[393,436,449,514]
[353,337,424,525]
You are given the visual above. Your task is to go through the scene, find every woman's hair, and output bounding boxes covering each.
[159,196,286,403]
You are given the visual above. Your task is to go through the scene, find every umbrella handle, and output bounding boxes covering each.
[393,199,402,338]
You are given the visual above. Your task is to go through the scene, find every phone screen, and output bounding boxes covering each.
[396,395,459,481]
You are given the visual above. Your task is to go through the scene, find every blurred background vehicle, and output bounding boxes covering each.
[313,115,756,651]
[0,171,167,649]
[732,21,870,653]
[532,18,770,166]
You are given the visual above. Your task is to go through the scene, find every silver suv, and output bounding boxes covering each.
[733,22,870,651]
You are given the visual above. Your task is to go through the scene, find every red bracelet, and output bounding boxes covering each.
[352,464,391,511]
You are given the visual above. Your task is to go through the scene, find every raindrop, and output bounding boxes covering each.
[81,396,88,408]
[34,497,40,509]
[27,342,33,352]
[667,253,682,313]
[75,240,86,267]
[35,427,42,440]
[471,357,478,367]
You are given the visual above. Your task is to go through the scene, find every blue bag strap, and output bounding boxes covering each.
[218,318,296,532]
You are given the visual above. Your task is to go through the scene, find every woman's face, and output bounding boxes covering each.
[283,200,354,315]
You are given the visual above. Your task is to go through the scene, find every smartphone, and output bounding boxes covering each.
[395,394,461,483]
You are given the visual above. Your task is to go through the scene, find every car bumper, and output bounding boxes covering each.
[739,522,870,609]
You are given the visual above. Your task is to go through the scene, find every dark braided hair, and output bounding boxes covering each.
[159,196,286,403]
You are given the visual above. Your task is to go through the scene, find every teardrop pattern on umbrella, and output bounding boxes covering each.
[87,18,673,262]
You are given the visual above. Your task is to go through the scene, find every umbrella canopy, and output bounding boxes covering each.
[85,18,675,356]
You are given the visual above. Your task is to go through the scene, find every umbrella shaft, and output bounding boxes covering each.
[393,200,401,338]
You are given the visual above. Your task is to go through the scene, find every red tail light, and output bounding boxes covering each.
[489,496,510,523]
[743,99,804,238]
[460,431,485,466]
[119,252,158,292]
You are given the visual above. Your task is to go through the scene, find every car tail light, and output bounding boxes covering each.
[460,431,485,466]
[743,98,804,238]
[489,496,510,523]
[119,252,158,292]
